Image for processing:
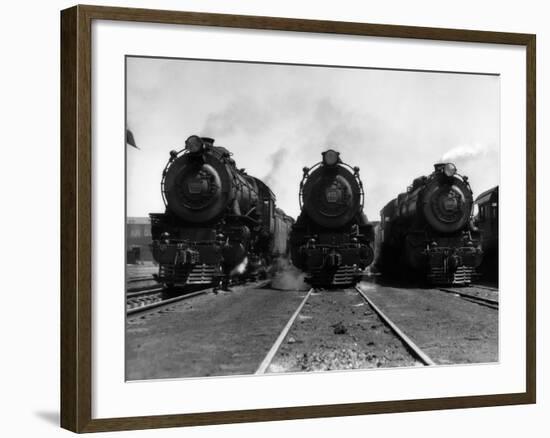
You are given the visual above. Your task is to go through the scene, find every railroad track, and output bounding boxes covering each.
[437,287,499,310]
[470,284,499,292]
[255,288,314,374]
[255,285,435,374]
[354,286,436,366]
[127,279,272,317]
[127,275,159,293]
[126,287,165,312]
[126,288,210,316]
[127,275,156,283]
[126,286,164,299]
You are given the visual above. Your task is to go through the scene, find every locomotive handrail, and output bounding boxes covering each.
[224,213,261,226]
[160,147,188,208]
[298,161,322,209]
[340,161,365,211]
[243,206,257,217]
[404,171,471,199]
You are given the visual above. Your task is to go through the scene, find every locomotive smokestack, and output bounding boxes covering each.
[322,149,340,166]
[434,162,457,177]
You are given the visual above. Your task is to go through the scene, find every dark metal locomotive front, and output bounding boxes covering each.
[149,135,293,289]
[290,150,374,286]
[377,163,482,284]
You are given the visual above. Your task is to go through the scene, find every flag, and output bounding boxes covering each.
[126,129,138,149]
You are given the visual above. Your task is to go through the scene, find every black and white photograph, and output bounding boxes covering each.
[125,56,500,381]
[1,0,544,435]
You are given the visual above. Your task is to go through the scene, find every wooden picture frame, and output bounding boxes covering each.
[61,4,536,433]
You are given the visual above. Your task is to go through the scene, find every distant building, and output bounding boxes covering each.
[126,217,154,263]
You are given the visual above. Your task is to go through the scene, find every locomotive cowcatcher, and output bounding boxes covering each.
[377,163,483,285]
[290,150,374,287]
[149,135,292,289]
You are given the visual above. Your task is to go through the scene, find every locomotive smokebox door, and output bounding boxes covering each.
[163,153,232,223]
[302,169,361,229]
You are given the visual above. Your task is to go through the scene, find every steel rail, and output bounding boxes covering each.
[126,287,164,299]
[470,284,499,292]
[255,288,314,374]
[355,285,436,366]
[127,275,156,283]
[126,288,210,316]
[438,287,499,309]
[126,279,272,317]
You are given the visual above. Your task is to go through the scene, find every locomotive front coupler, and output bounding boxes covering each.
[306,238,316,249]
[461,230,476,247]
[325,249,343,268]
[304,235,319,249]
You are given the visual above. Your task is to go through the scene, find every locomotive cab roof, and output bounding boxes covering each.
[475,186,499,206]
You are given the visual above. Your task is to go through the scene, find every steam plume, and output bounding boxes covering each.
[441,145,486,162]
[263,147,287,187]
[270,257,308,291]
[230,257,248,276]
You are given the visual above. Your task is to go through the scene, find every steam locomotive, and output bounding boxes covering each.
[290,150,374,286]
[377,163,482,285]
[149,135,293,289]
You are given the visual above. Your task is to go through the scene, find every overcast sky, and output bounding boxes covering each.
[126,56,499,221]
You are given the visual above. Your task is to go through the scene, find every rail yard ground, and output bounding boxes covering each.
[125,271,499,380]
[357,282,498,364]
[126,283,307,379]
[267,288,421,373]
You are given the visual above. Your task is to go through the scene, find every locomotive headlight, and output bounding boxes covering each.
[323,149,339,166]
[444,163,457,177]
[185,135,204,154]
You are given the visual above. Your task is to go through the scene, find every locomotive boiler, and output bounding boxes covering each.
[290,150,374,286]
[149,135,293,289]
[377,163,482,284]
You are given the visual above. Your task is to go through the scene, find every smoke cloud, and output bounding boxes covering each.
[263,147,288,187]
[270,257,308,291]
[440,144,487,163]
[126,57,500,221]
[230,257,248,276]
[199,92,379,219]
[201,95,276,137]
